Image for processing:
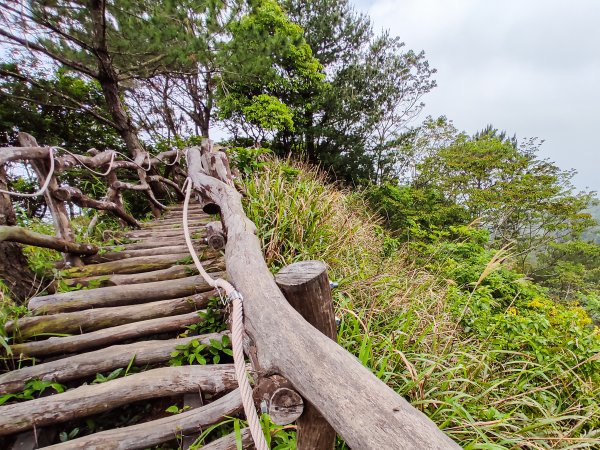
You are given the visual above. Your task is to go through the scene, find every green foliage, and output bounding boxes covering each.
[0,65,122,149]
[0,378,65,406]
[169,336,232,366]
[364,183,469,241]
[228,146,271,175]
[416,131,596,269]
[244,158,600,448]
[219,0,325,142]
[59,427,80,442]
[185,298,227,335]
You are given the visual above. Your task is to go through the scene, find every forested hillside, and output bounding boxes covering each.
[1,0,599,448]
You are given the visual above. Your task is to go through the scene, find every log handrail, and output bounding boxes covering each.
[185,140,460,449]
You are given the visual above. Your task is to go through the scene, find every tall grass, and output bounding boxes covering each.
[243,157,600,449]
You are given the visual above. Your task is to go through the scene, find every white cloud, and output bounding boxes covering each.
[354,0,600,192]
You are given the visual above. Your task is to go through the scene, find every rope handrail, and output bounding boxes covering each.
[182,178,269,450]
[0,147,55,198]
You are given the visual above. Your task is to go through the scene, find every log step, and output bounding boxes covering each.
[11,311,206,357]
[0,365,238,436]
[29,271,223,314]
[6,291,216,337]
[43,389,242,450]
[0,332,227,394]
[1,201,241,448]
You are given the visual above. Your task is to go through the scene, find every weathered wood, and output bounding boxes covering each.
[0,365,238,436]
[0,332,227,394]
[43,389,242,450]
[53,186,140,227]
[0,145,49,165]
[6,291,216,337]
[61,261,222,288]
[275,260,337,449]
[82,245,211,264]
[9,428,57,450]
[253,376,303,426]
[186,142,460,449]
[0,225,98,255]
[29,271,224,314]
[18,133,82,267]
[206,221,226,250]
[103,238,187,251]
[10,311,205,356]
[200,429,253,450]
[61,252,193,278]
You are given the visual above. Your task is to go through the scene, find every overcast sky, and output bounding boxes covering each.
[353,0,600,194]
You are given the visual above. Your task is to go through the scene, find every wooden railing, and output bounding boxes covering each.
[0,134,460,449]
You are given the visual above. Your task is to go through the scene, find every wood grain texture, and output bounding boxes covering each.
[43,389,242,450]
[60,253,193,278]
[0,225,98,255]
[186,142,460,449]
[6,291,215,337]
[10,311,204,356]
[28,272,224,314]
[0,332,227,394]
[200,428,253,450]
[0,365,238,436]
[275,260,337,449]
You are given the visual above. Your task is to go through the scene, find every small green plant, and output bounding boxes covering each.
[185,298,226,334]
[59,427,80,442]
[92,368,124,384]
[169,336,232,366]
[165,404,191,414]
[0,379,65,406]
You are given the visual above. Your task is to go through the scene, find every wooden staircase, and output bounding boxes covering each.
[0,204,253,449]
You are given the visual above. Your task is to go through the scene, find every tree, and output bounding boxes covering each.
[0,0,206,213]
[416,129,596,268]
[217,0,324,144]
[279,0,436,184]
[0,64,122,150]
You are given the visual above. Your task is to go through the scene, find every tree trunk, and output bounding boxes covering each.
[0,163,38,303]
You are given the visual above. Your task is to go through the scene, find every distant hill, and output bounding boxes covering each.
[582,202,600,243]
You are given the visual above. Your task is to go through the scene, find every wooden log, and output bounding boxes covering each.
[82,245,211,264]
[28,272,224,314]
[200,429,253,450]
[0,225,98,255]
[186,142,460,449]
[0,365,238,436]
[61,260,222,288]
[52,186,140,228]
[6,291,216,337]
[0,332,227,394]
[103,239,187,251]
[206,221,226,250]
[275,260,337,449]
[18,133,82,267]
[0,145,49,165]
[253,376,303,426]
[61,252,193,278]
[43,389,242,450]
[10,311,206,357]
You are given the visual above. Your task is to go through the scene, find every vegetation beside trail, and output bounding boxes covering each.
[243,156,600,448]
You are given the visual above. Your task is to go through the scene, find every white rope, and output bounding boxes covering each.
[54,146,116,177]
[162,148,180,166]
[182,178,269,450]
[0,147,55,198]
[113,151,153,172]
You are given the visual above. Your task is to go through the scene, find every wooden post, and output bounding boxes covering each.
[205,221,226,250]
[275,260,337,450]
[17,133,82,267]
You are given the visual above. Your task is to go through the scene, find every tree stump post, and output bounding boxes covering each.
[275,260,337,450]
